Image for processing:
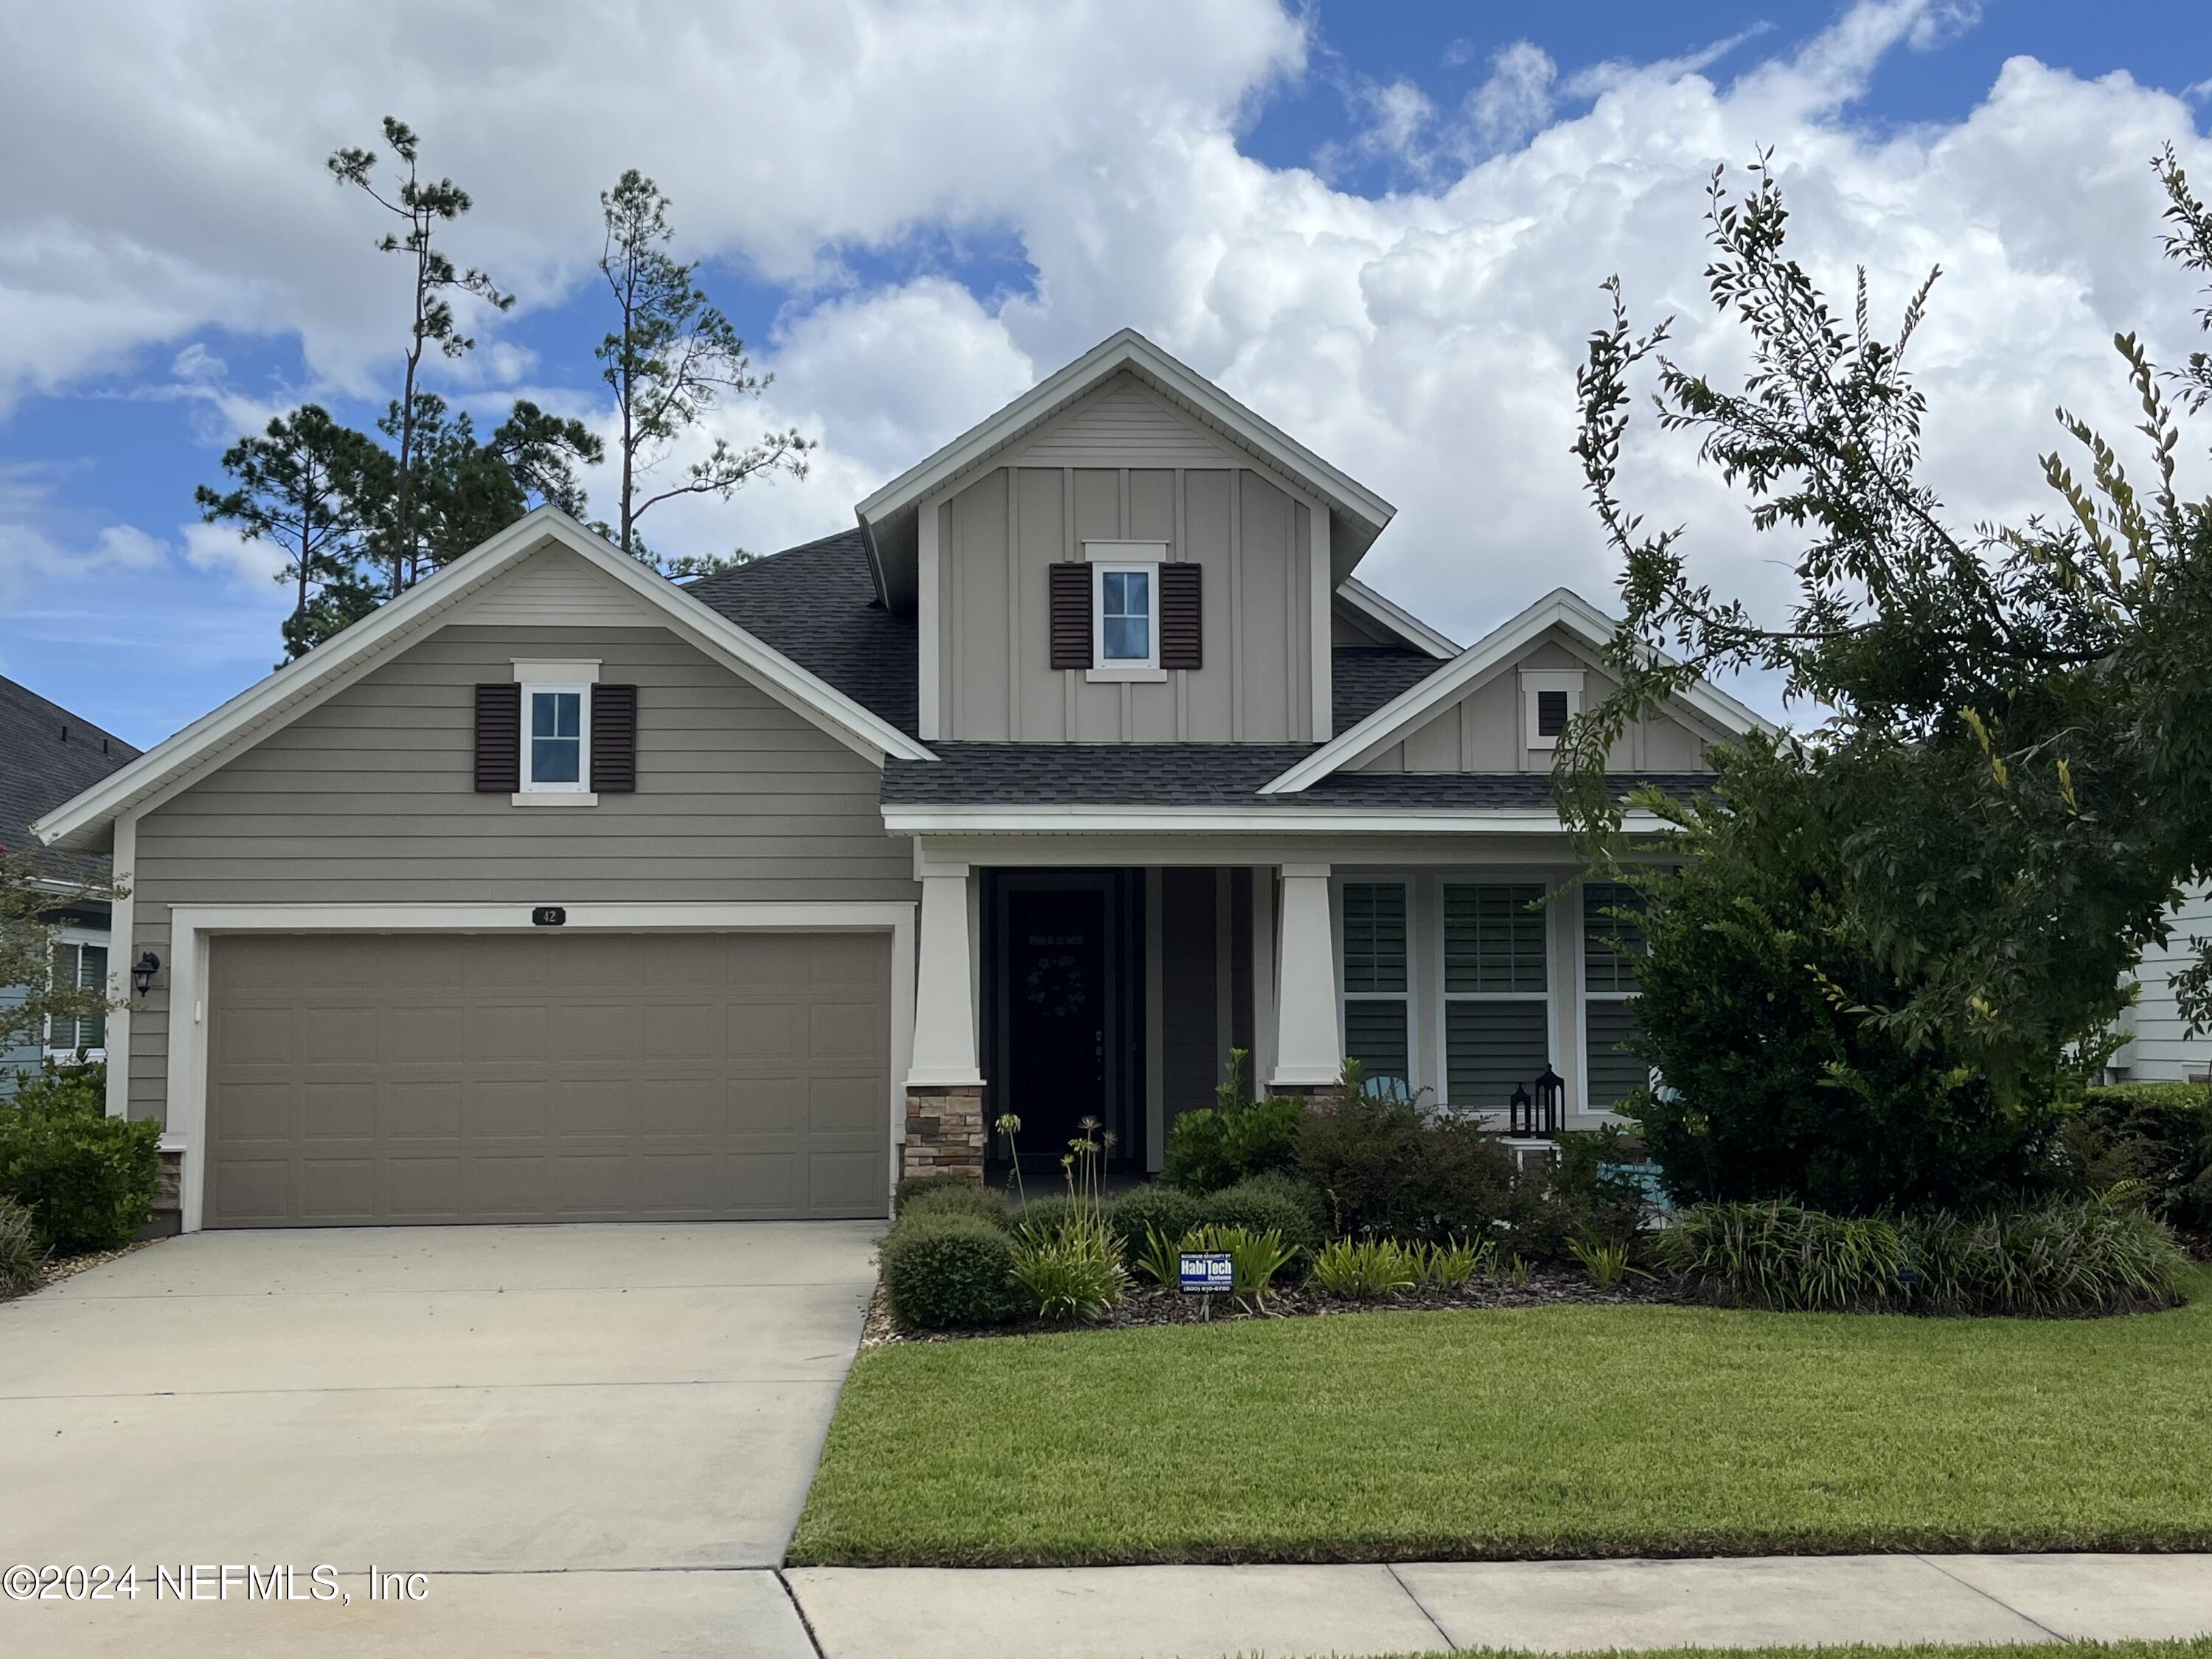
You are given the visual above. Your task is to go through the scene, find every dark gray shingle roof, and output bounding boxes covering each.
[1333,647,1447,729]
[884,743,1316,805]
[684,529,918,736]
[0,676,138,881]
[1295,771,1714,808]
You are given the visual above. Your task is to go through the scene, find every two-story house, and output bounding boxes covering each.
[35,330,1765,1231]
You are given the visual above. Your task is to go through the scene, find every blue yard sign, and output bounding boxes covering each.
[1179,1251,1234,1293]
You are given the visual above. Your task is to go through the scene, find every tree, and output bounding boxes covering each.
[1562,150,2212,1108]
[329,116,513,594]
[0,852,120,1068]
[373,392,602,574]
[194,405,383,664]
[596,170,811,574]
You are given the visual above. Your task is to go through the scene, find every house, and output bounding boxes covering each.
[1,675,139,1091]
[34,330,1767,1233]
[2110,888,2212,1083]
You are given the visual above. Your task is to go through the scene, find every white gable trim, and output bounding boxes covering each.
[35,508,933,849]
[1260,586,1773,796]
[860,329,1395,543]
[1335,576,1458,658]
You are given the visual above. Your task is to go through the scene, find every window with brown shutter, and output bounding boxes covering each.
[591,684,638,793]
[1159,563,1202,669]
[1048,562,1092,669]
[473,683,521,793]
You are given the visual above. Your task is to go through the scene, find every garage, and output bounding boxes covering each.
[202,929,892,1227]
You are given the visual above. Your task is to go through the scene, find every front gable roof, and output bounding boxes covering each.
[1260,586,1773,796]
[855,329,1397,611]
[34,509,934,852]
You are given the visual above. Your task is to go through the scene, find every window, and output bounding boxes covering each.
[1442,883,1550,1110]
[1583,881,1647,1110]
[46,936,107,1057]
[1341,883,1409,1091]
[526,687,586,787]
[1096,566,1155,667]
[1521,669,1584,751]
[1537,691,1569,737]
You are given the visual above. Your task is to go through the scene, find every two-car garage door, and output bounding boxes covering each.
[203,931,891,1227]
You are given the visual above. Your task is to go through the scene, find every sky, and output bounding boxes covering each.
[2,0,2211,748]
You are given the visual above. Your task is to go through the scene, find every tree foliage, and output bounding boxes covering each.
[0,852,120,1063]
[1562,151,2212,1113]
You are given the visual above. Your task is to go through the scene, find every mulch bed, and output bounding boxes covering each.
[862,1262,1686,1346]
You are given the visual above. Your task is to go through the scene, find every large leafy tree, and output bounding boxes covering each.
[1562,150,2212,1110]
[596,170,810,576]
[193,405,383,664]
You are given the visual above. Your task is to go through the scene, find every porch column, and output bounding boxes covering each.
[904,859,987,1183]
[1269,861,1342,1093]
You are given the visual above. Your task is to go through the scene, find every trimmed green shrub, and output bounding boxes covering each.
[1107,1185,1204,1256]
[1161,1051,1304,1193]
[894,1171,981,1215]
[2065,1082,2212,1235]
[0,1065,161,1253]
[1008,1213,1127,1323]
[1202,1174,1322,1253]
[1294,1085,1540,1247]
[879,1210,1026,1329]
[900,1181,1011,1230]
[0,1196,45,1299]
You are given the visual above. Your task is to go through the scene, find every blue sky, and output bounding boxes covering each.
[3,0,2209,747]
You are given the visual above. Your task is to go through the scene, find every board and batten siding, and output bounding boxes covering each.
[932,373,1320,742]
[1357,630,1719,775]
[124,622,916,1127]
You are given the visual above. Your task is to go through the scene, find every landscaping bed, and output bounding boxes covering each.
[792,1263,2212,1567]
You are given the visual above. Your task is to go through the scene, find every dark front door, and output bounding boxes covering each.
[1002,886,1109,1169]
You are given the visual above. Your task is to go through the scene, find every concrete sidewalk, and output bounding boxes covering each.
[785,1553,2212,1659]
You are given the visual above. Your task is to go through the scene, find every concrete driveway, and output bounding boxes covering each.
[0,1222,878,1657]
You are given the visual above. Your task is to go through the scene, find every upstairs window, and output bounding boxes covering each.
[1521,669,1585,751]
[525,686,588,790]
[1096,566,1155,666]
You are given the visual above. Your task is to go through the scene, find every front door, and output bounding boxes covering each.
[1001,886,1109,1170]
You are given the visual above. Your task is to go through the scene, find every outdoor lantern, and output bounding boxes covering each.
[1508,1082,1533,1137]
[131,951,161,998]
[1534,1065,1565,1138]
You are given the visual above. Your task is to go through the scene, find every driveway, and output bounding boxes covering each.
[0,1222,878,1657]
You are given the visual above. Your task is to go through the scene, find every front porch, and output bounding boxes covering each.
[900,844,1645,1181]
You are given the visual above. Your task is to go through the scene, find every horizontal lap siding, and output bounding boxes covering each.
[128,623,916,1126]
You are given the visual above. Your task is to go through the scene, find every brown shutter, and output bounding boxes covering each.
[473,683,521,793]
[591,684,638,793]
[1048,562,1092,669]
[1159,562,1202,670]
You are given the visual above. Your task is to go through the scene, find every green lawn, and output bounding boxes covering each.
[789,1266,2212,1566]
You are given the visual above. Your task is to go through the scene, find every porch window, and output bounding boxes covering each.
[1442,882,1549,1112]
[1340,882,1409,1090]
[1582,880,1646,1111]
[46,937,107,1057]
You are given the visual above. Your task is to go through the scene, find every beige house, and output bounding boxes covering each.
[35,330,1764,1231]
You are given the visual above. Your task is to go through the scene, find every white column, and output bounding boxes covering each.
[1270,862,1341,1089]
[905,860,984,1086]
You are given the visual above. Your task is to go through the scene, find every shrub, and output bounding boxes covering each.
[1907,1196,2191,1315]
[1202,1173,1323,1253]
[0,1065,162,1253]
[1657,1202,1910,1312]
[1008,1213,1127,1323]
[1546,1127,1652,1246]
[878,1210,1026,1329]
[1415,1237,1489,1287]
[0,1196,45,1298]
[1294,1085,1537,1246]
[1161,1051,1304,1194]
[1012,1194,1084,1241]
[899,1182,1010,1230]
[1180,1223,1298,1307]
[1108,1185,1205,1257]
[894,1171,979,1215]
[1309,1237,1417,1300]
[2064,1082,2212,1235]
[1567,1234,1634,1287]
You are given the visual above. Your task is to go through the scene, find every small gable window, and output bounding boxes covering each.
[476,660,637,804]
[1520,669,1585,751]
[1098,566,1153,664]
[528,687,586,787]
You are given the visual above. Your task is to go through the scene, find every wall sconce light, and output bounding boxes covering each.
[132,951,161,998]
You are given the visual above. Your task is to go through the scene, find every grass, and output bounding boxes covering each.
[788,1265,2212,1566]
[1370,1646,2212,1659]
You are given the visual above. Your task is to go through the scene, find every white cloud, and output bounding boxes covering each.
[181,518,285,585]
[1466,43,1558,153]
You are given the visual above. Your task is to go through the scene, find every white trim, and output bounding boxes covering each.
[1336,577,1458,658]
[884,803,1674,835]
[1261,586,1774,796]
[33,508,934,850]
[1520,668,1585,753]
[1310,504,1333,741]
[510,658,599,685]
[1091,560,1160,674]
[105,814,135,1120]
[917,495,941,741]
[1083,539,1168,563]
[509,792,599,807]
[161,900,917,1234]
[518,681,592,795]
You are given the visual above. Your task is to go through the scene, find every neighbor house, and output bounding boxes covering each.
[2110,888,2212,1084]
[35,330,1769,1232]
[1,674,137,1092]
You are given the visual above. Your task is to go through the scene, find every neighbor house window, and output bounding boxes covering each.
[1441,883,1549,1112]
[1340,882,1409,1091]
[1582,880,1646,1112]
[1096,566,1155,667]
[46,936,107,1057]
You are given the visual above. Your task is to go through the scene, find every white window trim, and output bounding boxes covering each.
[1089,560,1165,682]
[1520,669,1585,752]
[1437,879,1551,1116]
[1338,878,1412,1091]
[518,681,593,796]
[46,926,110,1061]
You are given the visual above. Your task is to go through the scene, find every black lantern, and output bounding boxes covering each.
[1533,1064,1565,1138]
[131,951,161,998]
[1508,1082,1534,1136]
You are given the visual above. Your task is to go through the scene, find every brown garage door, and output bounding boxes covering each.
[204,931,891,1227]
